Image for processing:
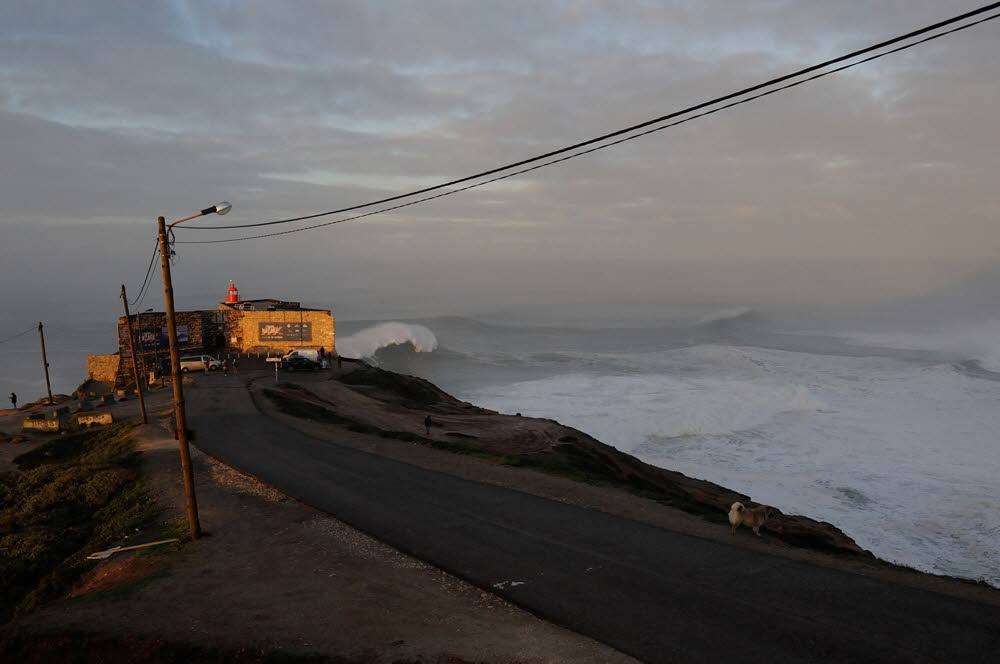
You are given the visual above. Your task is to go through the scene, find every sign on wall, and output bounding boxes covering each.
[258,322,312,342]
[163,325,189,345]
[139,328,159,349]
[139,325,189,348]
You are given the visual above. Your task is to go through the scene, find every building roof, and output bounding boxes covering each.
[219,299,330,313]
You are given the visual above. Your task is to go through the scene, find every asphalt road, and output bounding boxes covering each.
[185,375,1000,663]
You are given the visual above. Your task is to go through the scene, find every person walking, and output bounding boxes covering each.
[9,392,16,409]
[222,358,230,376]
[232,357,239,374]
[424,414,433,437]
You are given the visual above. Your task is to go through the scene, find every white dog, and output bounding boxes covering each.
[729,502,769,536]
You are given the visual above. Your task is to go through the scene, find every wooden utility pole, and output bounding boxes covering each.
[157,216,201,539]
[37,322,54,405]
[120,284,148,424]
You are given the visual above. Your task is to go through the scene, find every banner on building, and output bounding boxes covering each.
[139,328,159,349]
[139,325,189,348]
[258,322,312,342]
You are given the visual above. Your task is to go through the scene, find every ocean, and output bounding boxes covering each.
[337,308,1000,587]
[5,301,999,587]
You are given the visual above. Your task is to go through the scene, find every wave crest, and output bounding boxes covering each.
[695,307,754,325]
[337,322,438,359]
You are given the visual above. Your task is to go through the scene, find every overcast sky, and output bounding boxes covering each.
[2,0,999,319]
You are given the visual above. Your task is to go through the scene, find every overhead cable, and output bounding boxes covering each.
[183,2,1000,234]
[0,326,37,344]
[129,242,160,308]
[178,9,1000,245]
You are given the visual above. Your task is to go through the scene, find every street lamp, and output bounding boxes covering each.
[157,201,232,540]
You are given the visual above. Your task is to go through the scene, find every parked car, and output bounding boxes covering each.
[281,349,323,363]
[179,355,222,372]
[282,356,321,372]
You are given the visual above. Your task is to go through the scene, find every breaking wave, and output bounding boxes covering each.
[337,322,438,359]
[695,306,755,325]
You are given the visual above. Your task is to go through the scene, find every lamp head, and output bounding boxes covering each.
[200,202,233,216]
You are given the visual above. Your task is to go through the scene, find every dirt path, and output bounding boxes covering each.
[3,382,637,663]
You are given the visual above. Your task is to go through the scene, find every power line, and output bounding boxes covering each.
[183,1,1000,234]
[0,326,36,344]
[129,242,160,308]
[178,9,1000,246]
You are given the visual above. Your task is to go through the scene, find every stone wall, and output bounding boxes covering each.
[222,307,335,354]
[117,311,217,355]
[86,354,120,383]
[115,311,227,386]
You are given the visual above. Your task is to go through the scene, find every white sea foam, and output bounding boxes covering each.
[843,319,1000,371]
[468,371,823,444]
[464,344,1000,586]
[337,322,438,359]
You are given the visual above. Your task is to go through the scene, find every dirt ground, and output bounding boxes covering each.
[2,366,999,662]
[0,382,637,663]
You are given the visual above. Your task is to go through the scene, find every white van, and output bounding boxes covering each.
[179,355,222,372]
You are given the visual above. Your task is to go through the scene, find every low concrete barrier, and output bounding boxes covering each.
[74,412,113,427]
[23,415,60,432]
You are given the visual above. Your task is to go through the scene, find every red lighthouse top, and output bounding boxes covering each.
[226,280,239,304]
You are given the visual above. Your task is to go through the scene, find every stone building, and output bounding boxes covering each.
[108,309,226,387]
[97,281,335,387]
[219,282,335,354]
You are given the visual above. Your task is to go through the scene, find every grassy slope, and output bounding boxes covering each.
[0,422,171,623]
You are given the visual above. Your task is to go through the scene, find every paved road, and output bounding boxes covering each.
[186,376,1000,663]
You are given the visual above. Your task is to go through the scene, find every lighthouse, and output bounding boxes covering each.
[225,280,239,304]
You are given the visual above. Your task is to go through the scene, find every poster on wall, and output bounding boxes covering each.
[140,325,188,348]
[161,325,189,345]
[258,322,312,342]
[139,328,160,349]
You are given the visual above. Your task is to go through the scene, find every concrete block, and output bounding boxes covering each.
[74,412,113,427]
[23,417,60,432]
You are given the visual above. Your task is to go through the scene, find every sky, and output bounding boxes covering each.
[2,0,1000,323]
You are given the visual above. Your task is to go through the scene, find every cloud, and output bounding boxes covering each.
[1,0,999,310]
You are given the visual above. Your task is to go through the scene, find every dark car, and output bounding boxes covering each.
[282,356,320,372]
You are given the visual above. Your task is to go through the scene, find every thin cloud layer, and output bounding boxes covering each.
[1,0,998,310]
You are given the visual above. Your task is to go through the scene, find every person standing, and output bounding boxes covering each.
[424,414,433,436]
[222,358,230,376]
[9,392,16,409]
[232,357,239,374]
